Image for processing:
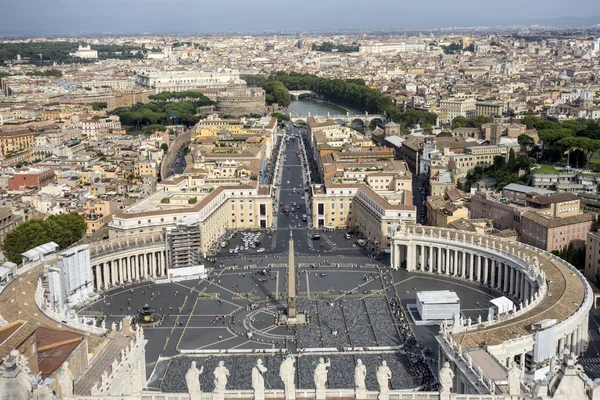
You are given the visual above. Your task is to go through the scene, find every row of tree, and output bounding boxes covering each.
[461,150,536,190]
[526,117,600,167]
[0,41,144,65]
[113,101,200,131]
[311,41,359,52]
[2,213,86,263]
[450,115,494,130]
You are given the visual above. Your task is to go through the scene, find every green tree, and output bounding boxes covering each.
[451,116,468,130]
[2,213,86,263]
[517,134,535,151]
[437,131,452,137]
[160,143,168,153]
[507,148,516,171]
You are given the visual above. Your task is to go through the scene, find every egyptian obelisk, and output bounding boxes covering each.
[287,230,296,318]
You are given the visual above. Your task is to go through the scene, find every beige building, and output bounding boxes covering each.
[426,194,469,227]
[585,232,600,282]
[521,211,595,252]
[311,183,416,252]
[109,182,273,253]
[438,98,476,123]
[475,101,505,117]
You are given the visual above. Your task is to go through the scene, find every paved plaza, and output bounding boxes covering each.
[79,125,503,389]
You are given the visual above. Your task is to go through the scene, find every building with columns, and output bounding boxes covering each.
[390,224,591,390]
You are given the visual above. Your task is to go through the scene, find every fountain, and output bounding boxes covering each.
[135,304,160,325]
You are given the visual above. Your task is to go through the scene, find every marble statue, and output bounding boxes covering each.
[280,356,296,399]
[111,322,116,331]
[355,359,367,390]
[439,362,454,393]
[314,357,331,390]
[376,360,392,393]
[185,361,204,395]
[57,362,74,396]
[252,359,268,399]
[213,361,229,392]
[507,362,521,396]
[477,315,482,324]
[467,317,472,327]
[489,380,496,394]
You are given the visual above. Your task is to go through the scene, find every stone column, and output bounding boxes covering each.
[141,253,147,279]
[103,263,110,290]
[428,246,433,271]
[95,265,102,292]
[406,244,415,271]
[483,257,489,285]
[420,245,425,270]
[469,253,474,281]
[504,263,510,293]
[445,249,450,276]
[150,253,156,278]
[476,256,482,282]
[129,256,138,280]
[437,247,442,273]
[461,252,466,278]
[112,260,118,286]
[510,267,516,296]
[490,260,496,289]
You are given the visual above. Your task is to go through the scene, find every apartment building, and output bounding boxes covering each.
[0,129,36,157]
[311,183,416,251]
[475,101,505,117]
[8,168,56,190]
[470,184,594,252]
[426,194,469,227]
[585,231,600,282]
[438,98,476,123]
[109,182,273,253]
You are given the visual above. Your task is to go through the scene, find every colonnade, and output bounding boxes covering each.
[392,242,536,304]
[91,249,168,291]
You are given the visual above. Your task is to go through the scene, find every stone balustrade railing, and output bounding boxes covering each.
[34,277,107,336]
[91,327,146,396]
[89,232,164,258]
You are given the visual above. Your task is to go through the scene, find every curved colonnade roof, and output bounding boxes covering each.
[0,265,106,361]
[406,226,586,349]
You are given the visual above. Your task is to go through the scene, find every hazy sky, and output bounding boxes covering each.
[1,0,599,33]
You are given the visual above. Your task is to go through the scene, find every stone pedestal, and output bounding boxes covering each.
[212,392,225,400]
[379,390,389,400]
[254,389,265,400]
[316,388,326,400]
[355,388,368,400]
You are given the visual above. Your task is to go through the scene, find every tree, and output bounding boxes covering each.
[160,143,168,153]
[507,148,516,171]
[451,116,468,130]
[518,134,535,151]
[437,131,452,137]
[422,123,433,135]
[2,213,86,263]
[493,155,506,171]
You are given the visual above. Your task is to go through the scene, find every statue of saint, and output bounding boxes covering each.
[355,359,367,390]
[439,362,454,393]
[213,361,229,392]
[185,361,204,395]
[57,362,74,396]
[314,357,331,390]
[376,360,391,393]
[507,362,521,396]
[252,359,268,392]
[279,356,296,396]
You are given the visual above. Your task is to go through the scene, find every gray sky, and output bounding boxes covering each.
[1,0,599,33]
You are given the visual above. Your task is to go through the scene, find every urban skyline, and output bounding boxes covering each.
[1,0,599,34]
